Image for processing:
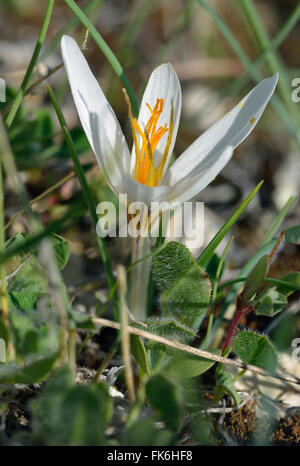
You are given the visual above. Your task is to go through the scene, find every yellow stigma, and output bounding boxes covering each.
[123,89,174,187]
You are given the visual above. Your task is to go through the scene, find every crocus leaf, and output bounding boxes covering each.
[233,330,278,372]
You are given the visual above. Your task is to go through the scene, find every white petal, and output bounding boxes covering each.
[166,73,278,187]
[168,146,234,205]
[120,175,170,206]
[131,63,182,177]
[61,35,130,192]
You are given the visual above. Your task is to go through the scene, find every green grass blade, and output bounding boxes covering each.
[47,85,115,283]
[261,196,296,246]
[218,277,300,292]
[197,181,263,267]
[209,238,277,343]
[239,0,300,126]
[202,236,234,349]
[196,0,299,144]
[47,85,116,313]
[221,2,300,99]
[5,0,54,128]
[42,0,105,59]
[63,0,139,116]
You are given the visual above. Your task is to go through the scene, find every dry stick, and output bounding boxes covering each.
[118,265,135,403]
[93,346,116,383]
[91,316,300,386]
[25,63,64,96]
[25,28,89,97]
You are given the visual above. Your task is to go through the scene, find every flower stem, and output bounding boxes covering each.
[222,296,253,352]
[129,235,152,321]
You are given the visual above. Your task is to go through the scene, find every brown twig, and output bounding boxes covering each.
[90,316,300,386]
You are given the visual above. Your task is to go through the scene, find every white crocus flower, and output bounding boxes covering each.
[61,35,278,208]
[61,34,278,320]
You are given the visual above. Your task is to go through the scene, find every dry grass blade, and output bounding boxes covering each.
[91,316,300,386]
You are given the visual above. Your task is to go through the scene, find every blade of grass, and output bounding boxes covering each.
[41,0,105,59]
[63,0,139,116]
[221,2,300,99]
[197,181,263,267]
[202,236,234,349]
[261,195,296,246]
[218,277,300,292]
[196,0,300,144]
[5,0,54,128]
[0,157,15,359]
[47,84,117,317]
[209,238,277,344]
[239,0,300,126]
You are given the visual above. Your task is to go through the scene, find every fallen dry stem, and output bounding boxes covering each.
[91,316,300,386]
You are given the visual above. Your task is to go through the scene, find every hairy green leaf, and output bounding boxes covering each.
[153,242,211,321]
[233,330,278,371]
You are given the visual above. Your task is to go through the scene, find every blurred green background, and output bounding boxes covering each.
[0,0,299,302]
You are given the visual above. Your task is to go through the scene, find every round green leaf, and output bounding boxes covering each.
[233,330,278,372]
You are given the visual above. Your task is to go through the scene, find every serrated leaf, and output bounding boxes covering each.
[285,225,300,244]
[7,257,47,312]
[241,255,269,303]
[233,330,278,372]
[50,233,70,270]
[255,287,288,316]
[6,233,70,313]
[146,374,182,431]
[153,242,211,321]
[10,308,57,358]
[8,291,44,312]
[163,349,220,378]
[276,272,300,297]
